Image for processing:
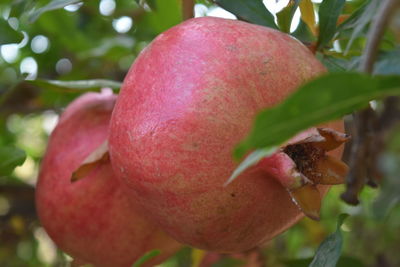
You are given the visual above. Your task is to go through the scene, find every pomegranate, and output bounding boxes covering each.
[109,17,346,252]
[36,90,181,267]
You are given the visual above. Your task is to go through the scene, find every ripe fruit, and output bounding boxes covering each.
[109,17,345,252]
[36,90,181,267]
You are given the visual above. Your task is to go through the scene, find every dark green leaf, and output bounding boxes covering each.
[215,0,278,29]
[131,250,161,267]
[146,0,157,10]
[318,54,360,72]
[235,73,400,159]
[0,146,26,176]
[309,214,349,267]
[319,56,348,72]
[9,0,35,18]
[160,247,191,267]
[277,0,300,33]
[334,256,365,267]
[29,0,82,23]
[317,0,346,50]
[291,19,316,43]
[136,0,182,35]
[0,18,23,45]
[27,79,122,92]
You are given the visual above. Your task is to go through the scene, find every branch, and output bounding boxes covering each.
[341,0,400,205]
[182,0,195,20]
[359,0,400,74]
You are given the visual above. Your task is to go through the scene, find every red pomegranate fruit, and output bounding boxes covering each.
[109,17,346,252]
[36,90,181,267]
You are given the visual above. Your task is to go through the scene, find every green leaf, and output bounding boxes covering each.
[277,0,300,33]
[0,18,23,45]
[225,147,277,185]
[160,247,192,267]
[80,36,135,59]
[0,146,26,176]
[215,0,278,29]
[316,0,346,50]
[35,9,92,53]
[309,214,349,267]
[131,250,161,267]
[191,248,205,267]
[235,72,400,159]
[136,0,182,35]
[285,255,364,267]
[29,0,82,23]
[299,0,317,36]
[336,0,370,32]
[340,0,379,54]
[27,79,122,92]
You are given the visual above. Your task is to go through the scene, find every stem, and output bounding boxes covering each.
[182,0,195,20]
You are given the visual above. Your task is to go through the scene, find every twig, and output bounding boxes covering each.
[341,0,400,204]
[182,0,195,20]
[359,0,400,74]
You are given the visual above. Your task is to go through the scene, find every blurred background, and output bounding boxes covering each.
[1,0,400,266]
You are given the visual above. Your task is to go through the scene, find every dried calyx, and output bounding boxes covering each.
[258,128,349,220]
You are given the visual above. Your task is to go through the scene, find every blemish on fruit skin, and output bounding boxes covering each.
[181,142,200,151]
[259,58,271,75]
[226,45,237,51]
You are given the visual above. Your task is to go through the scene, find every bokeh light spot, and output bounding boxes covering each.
[0,195,10,216]
[64,2,83,12]
[99,0,116,16]
[1,44,19,63]
[55,58,72,75]
[20,57,38,80]
[113,16,133,33]
[31,35,50,54]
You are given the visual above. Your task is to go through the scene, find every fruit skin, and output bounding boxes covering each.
[35,91,181,267]
[109,17,343,252]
